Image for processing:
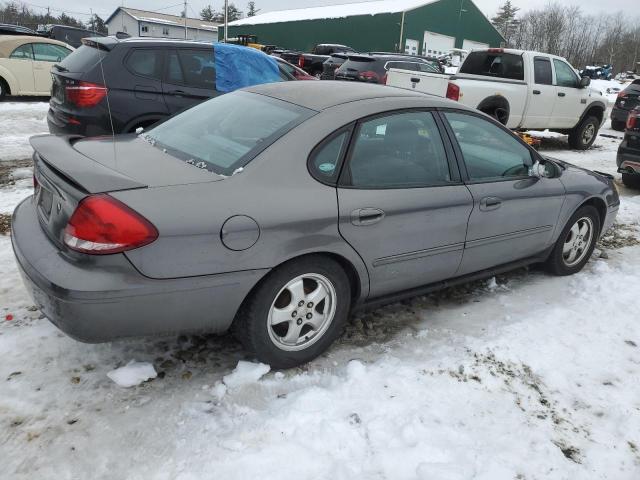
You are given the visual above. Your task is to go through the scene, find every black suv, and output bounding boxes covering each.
[48,37,295,136]
[617,106,640,189]
[334,53,442,84]
[610,79,640,131]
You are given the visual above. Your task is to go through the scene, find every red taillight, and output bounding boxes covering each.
[617,91,628,99]
[357,70,380,83]
[33,173,39,189]
[65,81,107,108]
[64,194,158,255]
[446,82,460,101]
[628,112,638,130]
[298,55,305,68]
[487,48,504,53]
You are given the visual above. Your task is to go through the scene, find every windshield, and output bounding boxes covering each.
[144,91,315,176]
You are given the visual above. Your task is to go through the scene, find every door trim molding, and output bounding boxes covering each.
[373,242,464,267]
[465,225,553,249]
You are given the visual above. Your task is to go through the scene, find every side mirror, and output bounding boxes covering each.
[580,76,591,88]
[530,160,552,179]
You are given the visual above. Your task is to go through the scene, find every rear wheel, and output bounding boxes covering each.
[234,256,351,369]
[568,115,599,150]
[545,205,600,276]
[611,119,626,131]
[0,78,8,101]
[622,172,640,189]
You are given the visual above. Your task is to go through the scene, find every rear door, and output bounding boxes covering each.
[336,110,473,298]
[162,48,218,114]
[525,56,556,128]
[32,43,73,94]
[441,110,565,275]
[550,58,589,128]
[5,43,35,94]
[123,47,166,109]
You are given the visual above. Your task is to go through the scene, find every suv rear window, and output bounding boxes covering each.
[460,51,524,81]
[143,91,315,176]
[57,44,106,72]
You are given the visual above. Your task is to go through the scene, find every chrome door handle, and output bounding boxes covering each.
[479,197,502,211]
[350,208,385,226]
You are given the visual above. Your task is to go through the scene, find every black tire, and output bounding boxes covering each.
[233,255,351,369]
[545,205,600,276]
[622,172,640,190]
[611,119,626,131]
[0,77,8,101]
[568,115,599,150]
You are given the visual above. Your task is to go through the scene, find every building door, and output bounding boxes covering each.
[423,31,455,57]
[462,39,489,51]
[404,39,419,56]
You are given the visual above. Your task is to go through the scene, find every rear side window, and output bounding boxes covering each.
[10,44,33,59]
[309,130,350,183]
[126,49,163,80]
[144,91,314,176]
[534,57,552,85]
[460,52,524,81]
[178,49,215,89]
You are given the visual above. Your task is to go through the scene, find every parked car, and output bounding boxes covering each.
[610,79,640,131]
[0,35,73,100]
[274,56,316,80]
[320,52,351,79]
[13,81,619,368]
[36,24,105,48]
[334,53,441,84]
[387,48,608,150]
[0,23,39,36]
[280,44,355,77]
[47,37,297,136]
[617,107,640,189]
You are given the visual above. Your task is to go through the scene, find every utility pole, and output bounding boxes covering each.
[224,0,228,42]
[184,0,188,39]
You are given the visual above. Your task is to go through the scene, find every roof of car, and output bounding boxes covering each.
[245,80,459,111]
[0,35,73,57]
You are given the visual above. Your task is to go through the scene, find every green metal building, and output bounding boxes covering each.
[224,0,504,57]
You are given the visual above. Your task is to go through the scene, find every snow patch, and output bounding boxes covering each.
[107,361,157,388]
[222,361,270,389]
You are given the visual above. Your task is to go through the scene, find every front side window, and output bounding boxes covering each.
[144,91,314,176]
[9,44,34,60]
[178,49,216,89]
[553,59,579,88]
[534,57,552,85]
[33,43,72,62]
[444,112,532,181]
[460,52,524,81]
[125,49,163,80]
[346,111,452,188]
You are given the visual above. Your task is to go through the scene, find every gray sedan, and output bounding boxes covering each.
[12,81,620,368]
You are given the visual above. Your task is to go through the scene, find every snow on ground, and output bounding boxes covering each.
[0,101,49,162]
[1,103,640,480]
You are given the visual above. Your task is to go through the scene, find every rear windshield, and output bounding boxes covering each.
[339,58,385,75]
[460,52,524,81]
[144,91,315,176]
[57,44,106,72]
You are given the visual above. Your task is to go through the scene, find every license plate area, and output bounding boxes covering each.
[37,186,54,218]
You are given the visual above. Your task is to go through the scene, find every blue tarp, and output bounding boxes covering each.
[214,43,281,93]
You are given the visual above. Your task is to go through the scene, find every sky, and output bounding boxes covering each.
[13,0,633,22]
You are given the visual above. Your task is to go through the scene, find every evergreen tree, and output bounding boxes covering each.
[200,4,215,22]
[491,0,520,46]
[247,2,259,17]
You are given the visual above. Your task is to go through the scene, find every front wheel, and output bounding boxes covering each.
[568,115,599,150]
[233,256,351,369]
[0,78,7,101]
[545,205,600,276]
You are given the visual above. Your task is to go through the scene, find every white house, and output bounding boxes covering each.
[105,7,219,42]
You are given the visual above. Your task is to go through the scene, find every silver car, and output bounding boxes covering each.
[12,81,619,368]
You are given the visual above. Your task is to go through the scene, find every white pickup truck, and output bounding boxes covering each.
[386,48,608,150]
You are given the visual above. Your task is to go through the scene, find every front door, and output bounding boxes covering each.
[441,111,566,275]
[550,59,589,129]
[162,48,218,115]
[336,110,474,298]
[5,43,35,94]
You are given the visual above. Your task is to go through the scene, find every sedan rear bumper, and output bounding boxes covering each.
[11,197,267,343]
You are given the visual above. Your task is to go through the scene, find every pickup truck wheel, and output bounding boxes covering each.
[568,115,599,150]
[622,172,640,190]
[611,119,626,131]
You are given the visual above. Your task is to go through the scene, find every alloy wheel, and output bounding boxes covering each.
[562,216,594,267]
[582,123,596,145]
[267,273,337,351]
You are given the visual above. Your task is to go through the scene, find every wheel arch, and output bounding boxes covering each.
[0,67,16,95]
[579,196,607,233]
[122,114,167,134]
[577,102,606,128]
[477,95,510,125]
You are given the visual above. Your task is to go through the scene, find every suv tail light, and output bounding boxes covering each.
[446,82,460,101]
[298,55,305,68]
[65,81,107,108]
[64,195,158,255]
[357,70,380,83]
[627,110,638,130]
